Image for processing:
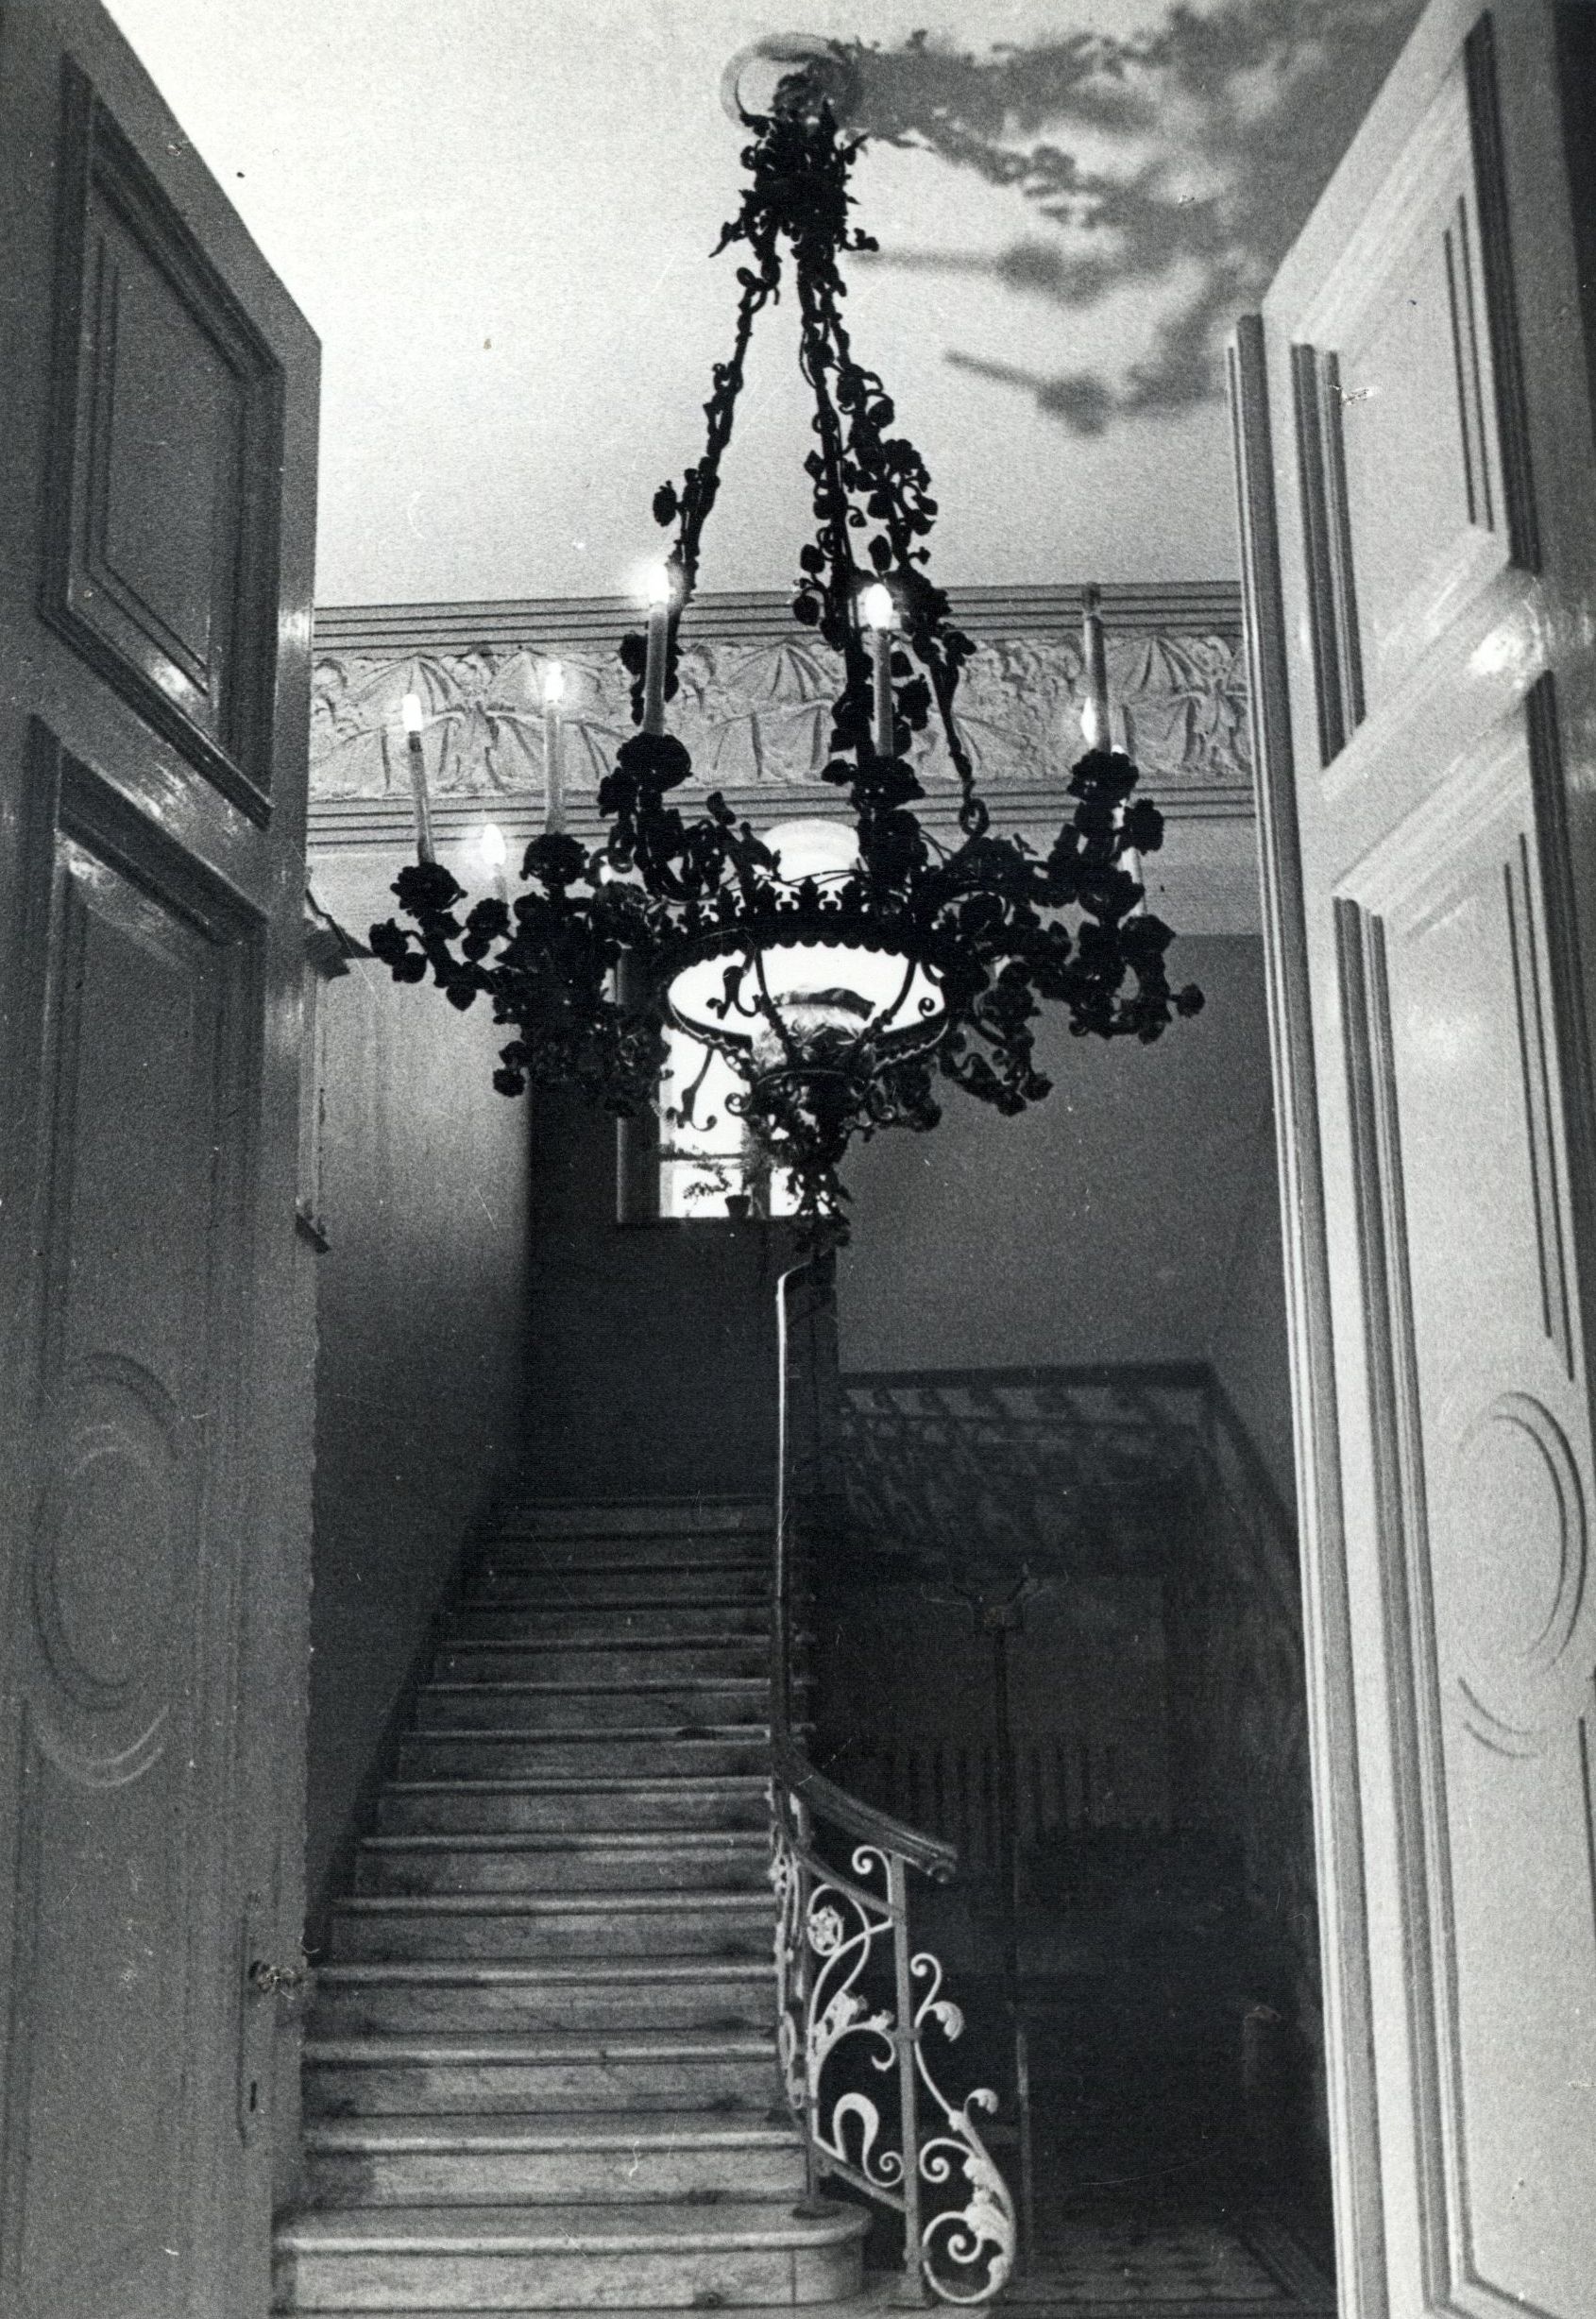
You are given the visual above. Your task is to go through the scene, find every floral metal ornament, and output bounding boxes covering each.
[370,74,1202,1231]
[769,1808,1016,2303]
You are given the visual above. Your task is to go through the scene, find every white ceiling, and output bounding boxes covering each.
[104,1,1411,607]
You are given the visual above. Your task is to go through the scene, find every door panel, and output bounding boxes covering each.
[0,5,318,2314]
[1288,33,1524,762]
[42,60,286,823]
[7,744,260,2319]
[1232,2,1596,2312]
[1335,709,1596,2315]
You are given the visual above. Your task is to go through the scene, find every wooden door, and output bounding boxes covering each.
[0,5,319,2314]
[1231,3,1596,2312]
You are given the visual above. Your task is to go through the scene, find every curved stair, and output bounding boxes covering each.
[273,1497,868,2313]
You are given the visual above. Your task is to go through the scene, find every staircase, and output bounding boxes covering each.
[273,1497,871,2314]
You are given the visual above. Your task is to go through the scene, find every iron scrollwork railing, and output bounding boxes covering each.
[771,1258,1016,2305]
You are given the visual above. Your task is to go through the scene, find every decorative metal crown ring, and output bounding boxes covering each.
[655,902,941,979]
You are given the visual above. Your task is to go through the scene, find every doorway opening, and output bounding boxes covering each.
[812,933,1334,2305]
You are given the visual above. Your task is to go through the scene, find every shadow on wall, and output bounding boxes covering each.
[840,0,1420,432]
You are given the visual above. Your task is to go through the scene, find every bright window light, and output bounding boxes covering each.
[658,1025,798,1219]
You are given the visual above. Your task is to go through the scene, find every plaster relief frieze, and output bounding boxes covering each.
[309,628,1251,801]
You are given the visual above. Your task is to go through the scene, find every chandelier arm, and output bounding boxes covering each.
[672,255,781,608]
[798,209,987,835]
[818,301,976,802]
[792,260,874,758]
[666,1031,719,1132]
[630,146,787,727]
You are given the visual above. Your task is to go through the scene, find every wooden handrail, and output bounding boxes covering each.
[773,1732,958,1883]
[773,1254,958,1886]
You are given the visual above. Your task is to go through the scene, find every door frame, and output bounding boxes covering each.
[1230,312,1389,2318]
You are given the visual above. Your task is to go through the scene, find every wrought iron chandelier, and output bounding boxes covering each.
[371,56,1203,1230]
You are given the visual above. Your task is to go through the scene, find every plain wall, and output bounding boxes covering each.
[518,1089,796,1505]
[836,933,1297,1506]
[302,862,532,1938]
[1205,1107,1296,1510]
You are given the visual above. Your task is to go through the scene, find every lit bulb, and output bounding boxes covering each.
[543,659,565,707]
[477,823,509,876]
[646,563,673,606]
[860,582,895,632]
[401,691,424,736]
[766,817,857,884]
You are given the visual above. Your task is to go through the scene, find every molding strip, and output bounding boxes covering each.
[314,580,1243,655]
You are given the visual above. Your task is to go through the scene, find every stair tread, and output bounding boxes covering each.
[497,1498,770,1526]
[316,1960,773,1986]
[409,1723,773,1738]
[274,2199,869,2255]
[474,1556,768,1574]
[424,1680,768,1696]
[382,1777,767,1795]
[335,1891,771,1914]
[305,2031,773,2062]
[457,1595,768,1611]
[362,1832,766,1853]
[302,2110,800,2152]
[272,2289,900,2319]
[445,1635,765,1649]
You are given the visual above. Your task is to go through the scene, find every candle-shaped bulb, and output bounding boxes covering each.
[862,584,895,756]
[542,658,565,708]
[478,821,510,903]
[401,692,434,863]
[860,581,895,632]
[1080,584,1112,752]
[642,565,673,735]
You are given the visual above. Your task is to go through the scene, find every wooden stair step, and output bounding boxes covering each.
[354,1831,768,1897]
[395,1730,773,1782]
[329,1891,773,1963]
[434,1640,767,1681]
[312,1958,773,2036]
[468,1566,769,1606]
[272,2198,868,2314]
[413,1680,769,1733]
[450,1600,770,1640]
[304,2028,776,2120]
[300,2107,806,2206]
[480,1538,768,1571]
[494,1500,771,1536]
[375,1774,768,1835]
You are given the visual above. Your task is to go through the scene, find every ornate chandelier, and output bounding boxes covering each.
[370,60,1203,1230]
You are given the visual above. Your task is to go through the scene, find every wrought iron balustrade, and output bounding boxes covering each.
[770,1257,1017,2307]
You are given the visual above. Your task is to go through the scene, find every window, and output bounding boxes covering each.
[657,1024,798,1219]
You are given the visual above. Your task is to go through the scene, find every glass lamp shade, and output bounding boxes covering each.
[761,817,858,885]
[667,939,945,1082]
[666,815,944,1079]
